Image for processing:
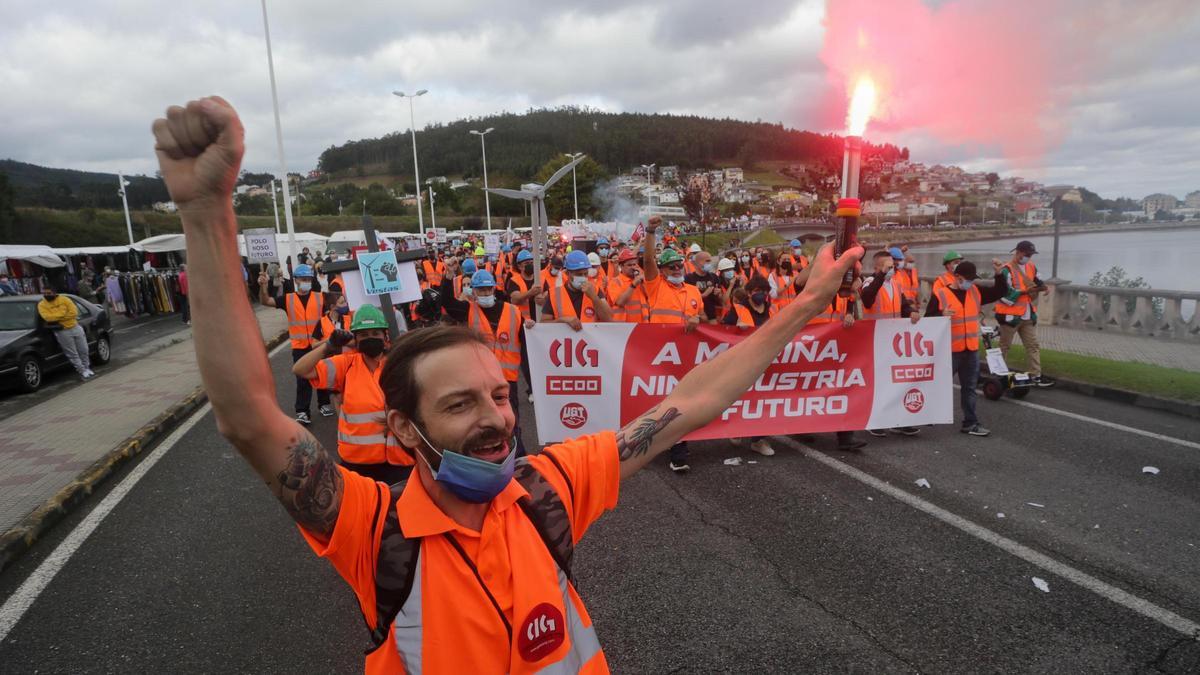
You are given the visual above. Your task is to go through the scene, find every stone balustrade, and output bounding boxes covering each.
[915,276,1200,341]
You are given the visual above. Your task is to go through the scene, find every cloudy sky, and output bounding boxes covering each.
[1,0,1198,200]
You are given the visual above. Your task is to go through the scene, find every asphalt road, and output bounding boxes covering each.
[1,344,1198,673]
[0,312,191,422]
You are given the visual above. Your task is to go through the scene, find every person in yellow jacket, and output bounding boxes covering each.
[293,303,414,483]
[38,287,94,380]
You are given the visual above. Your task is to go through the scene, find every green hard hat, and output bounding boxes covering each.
[943,250,964,264]
[657,249,684,266]
[350,304,388,332]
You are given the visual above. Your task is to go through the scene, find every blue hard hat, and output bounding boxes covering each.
[293,264,314,278]
[888,247,904,260]
[564,250,590,271]
[462,259,477,275]
[501,244,512,253]
[597,237,610,246]
[790,239,802,247]
[471,270,496,288]
[516,250,533,263]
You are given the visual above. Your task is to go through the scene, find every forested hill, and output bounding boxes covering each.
[0,159,169,210]
[317,106,908,179]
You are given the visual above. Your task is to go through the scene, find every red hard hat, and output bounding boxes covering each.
[617,249,639,263]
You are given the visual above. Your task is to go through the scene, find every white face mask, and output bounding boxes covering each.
[475,293,496,308]
[667,274,685,285]
[550,268,561,276]
[1018,256,1030,265]
[588,268,598,278]
[722,270,735,281]
[793,248,803,256]
[297,281,312,293]
[884,268,895,280]
[959,280,975,290]
[571,276,587,290]
[462,285,474,298]
[702,262,715,274]
[740,256,750,265]
[895,261,905,270]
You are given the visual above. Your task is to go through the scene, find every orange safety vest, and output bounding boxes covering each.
[995,261,1037,317]
[493,256,509,288]
[606,275,647,323]
[508,273,536,321]
[770,271,797,310]
[936,285,982,352]
[863,279,903,319]
[316,312,353,341]
[287,292,324,349]
[313,353,412,466]
[645,276,703,324]
[468,302,522,382]
[541,267,565,289]
[328,273,344,294]
[808,295,850,324]
[549,284,599,323]
[895,266,919,303]
[733,302,776,327]
[423,260,446,287]
[932,270,957,296]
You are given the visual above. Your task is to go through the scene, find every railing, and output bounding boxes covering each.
[915,276,1200,341]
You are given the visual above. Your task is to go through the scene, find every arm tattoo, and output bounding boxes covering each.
[275,429,343,536]
[617,406,682,461]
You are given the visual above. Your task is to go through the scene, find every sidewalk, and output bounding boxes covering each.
[0,307,287,547]
[1034,325,1200,373]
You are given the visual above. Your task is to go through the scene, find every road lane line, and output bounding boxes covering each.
[0,339,290,642]
[1004,398,1200,451]
[952,385,1200,451]
[774,436,1200,639]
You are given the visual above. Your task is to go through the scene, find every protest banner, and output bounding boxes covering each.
[526,318,953,444]
[243,228,278,263]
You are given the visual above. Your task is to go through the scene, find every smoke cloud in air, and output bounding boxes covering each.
[818,0,1197,163]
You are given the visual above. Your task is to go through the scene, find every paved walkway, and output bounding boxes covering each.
[1030,324,1200,372]
[0,308,287,536]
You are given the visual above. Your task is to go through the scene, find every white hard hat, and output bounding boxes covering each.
[689,243,702,253]
[717,258,736,271]
[587,252,602,266]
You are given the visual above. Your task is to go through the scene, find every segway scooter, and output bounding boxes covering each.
[980,325,1033,400]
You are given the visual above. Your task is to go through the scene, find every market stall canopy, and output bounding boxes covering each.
[50,245,136,256]
[0,244,66,268]
[132,234,188,253]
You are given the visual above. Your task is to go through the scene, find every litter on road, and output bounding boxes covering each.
[1026,502,1045,508]
[914,478,931,489]
[1142,466,1159,475]
[723,457,743,466]
[1032,577,1051,593]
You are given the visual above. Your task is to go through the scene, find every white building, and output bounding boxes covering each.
[638,205,687,219]
[723,167,744,184]
[660,165,679,183]
[1184,190,1200,208]
[1026,207,1055,226]
[1141,193,1178,215]
[863,201,901,217]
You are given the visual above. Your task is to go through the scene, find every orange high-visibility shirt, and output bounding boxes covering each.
[300,432,620,674]
[605,275,648,323]
[310,352,413,466]
[643,275,703,324]
[286,292,324,349]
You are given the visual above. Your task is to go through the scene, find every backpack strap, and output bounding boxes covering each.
[514,452,577,585]
[366,480,421,652]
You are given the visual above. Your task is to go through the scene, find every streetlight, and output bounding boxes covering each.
[259,0,299,274]
[470,127,495,230]
[426,179,438,231]
[640,163,655,217]
[393,89,429,236]
[117,173,133,244]
[563,152,583,220]
[270,179,281,234]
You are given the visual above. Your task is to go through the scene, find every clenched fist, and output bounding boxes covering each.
[151,96,244,214]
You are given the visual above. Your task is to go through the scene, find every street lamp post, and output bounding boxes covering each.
[259,0,299,275]
[270,179,281,233]
[426,179,437,231]
[470,127,495,230]
[563,152,583,220]
[640,163,655,218]
[117,173,134,245]
[393,89,429,235]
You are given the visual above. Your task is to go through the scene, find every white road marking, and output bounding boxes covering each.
[1005,398,1200,451]
[0,338,291,642]
[953,384,1200,451]
[0,403,213,642]
[775,436,1200,639]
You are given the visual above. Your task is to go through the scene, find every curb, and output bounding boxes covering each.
[0,328,290,574]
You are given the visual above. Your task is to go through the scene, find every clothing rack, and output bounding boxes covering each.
[104,270,185,317]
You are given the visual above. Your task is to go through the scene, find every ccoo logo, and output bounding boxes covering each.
[549,337,599,368]
[559,403,589,429]
[518,603,566,662]
[903,388,925,413]
[893,331,934,358]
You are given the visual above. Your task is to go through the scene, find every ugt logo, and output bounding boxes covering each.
[893,331,934,358]
[549,337,599,368]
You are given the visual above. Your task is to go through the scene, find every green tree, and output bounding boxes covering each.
[0,172,17,241]
[234,193,274,216]
[534,156,608,220]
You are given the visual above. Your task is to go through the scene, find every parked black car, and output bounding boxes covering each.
[0,294,112,392]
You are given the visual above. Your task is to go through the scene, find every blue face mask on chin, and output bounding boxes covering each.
[411,424,516,503]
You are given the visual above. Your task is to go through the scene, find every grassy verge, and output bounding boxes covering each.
[994,344,1200,402]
